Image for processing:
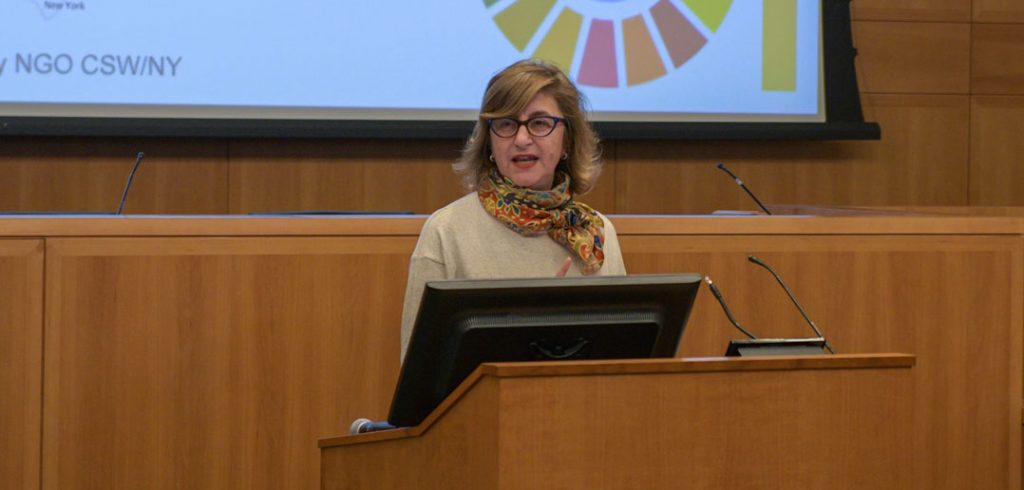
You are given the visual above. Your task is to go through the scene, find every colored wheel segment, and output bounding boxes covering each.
[488,0,733,88]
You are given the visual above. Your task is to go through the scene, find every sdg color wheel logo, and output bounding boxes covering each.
[486,0,733,88]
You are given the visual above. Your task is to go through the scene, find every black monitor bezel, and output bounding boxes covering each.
[388,273,702,428]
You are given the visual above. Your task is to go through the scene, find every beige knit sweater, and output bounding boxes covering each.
[400,193,627,359]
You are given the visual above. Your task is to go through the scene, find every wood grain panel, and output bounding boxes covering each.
[613,94,969,214]
[0,137,228,214]
[974,0,1024,23]
[8,215,1021,489]
[42,237,414,490]
[228,138,466,214]
[323,357,915,490]
[970,96,1024,206]
[577,146,618,214]
[972,23,1024,95]
[853,21,970,94]
[852,0,970,22]
[497,365,910,489]
[0,240,44,490]
[227,138,619,216]
[620,233,1022,490]
[323,378,502,489]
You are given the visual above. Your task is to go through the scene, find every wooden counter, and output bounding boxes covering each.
[0,213,1020,489]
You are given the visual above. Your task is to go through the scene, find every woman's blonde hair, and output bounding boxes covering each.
[453,59,603,195]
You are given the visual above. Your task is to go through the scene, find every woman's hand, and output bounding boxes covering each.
[554,256,572,277]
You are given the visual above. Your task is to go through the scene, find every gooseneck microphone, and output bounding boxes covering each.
[716,163,773,215]
[349,418,397,435]
[704,276,758,340]
[116,152,145,215]
[747,255,834,354]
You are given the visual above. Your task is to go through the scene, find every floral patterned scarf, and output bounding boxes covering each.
[477,169,605,275]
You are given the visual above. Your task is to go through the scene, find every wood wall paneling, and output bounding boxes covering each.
[612,94,969,214]
[851,0,971,22]
[972,23,1024,95]
[855,95,970,206]
[970,96,1024,206]
[853,21,971,94]
[7,216,1022,489]
[620,234,1022,490]
[0,240,44,490]
[0,138,229,214]
[227,138,466,214]
[974,0,1024,23]
[42,237,412,490]
[577,144,618,214]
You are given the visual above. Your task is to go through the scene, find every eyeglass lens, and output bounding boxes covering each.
[490,116,560,137]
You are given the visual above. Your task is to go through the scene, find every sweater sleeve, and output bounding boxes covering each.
[400,255,445,362]
[399,217,449,362]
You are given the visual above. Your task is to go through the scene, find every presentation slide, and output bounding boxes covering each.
[0,0,822,122]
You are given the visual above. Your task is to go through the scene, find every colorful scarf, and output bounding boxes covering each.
[477,169,606,275]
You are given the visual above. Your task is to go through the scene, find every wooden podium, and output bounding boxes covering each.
[5,214,1013,489]
[320,354,915,489]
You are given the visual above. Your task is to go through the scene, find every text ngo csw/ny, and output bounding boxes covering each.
[0,53,183,77]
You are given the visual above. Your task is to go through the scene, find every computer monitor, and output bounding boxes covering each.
[387,273,702,428]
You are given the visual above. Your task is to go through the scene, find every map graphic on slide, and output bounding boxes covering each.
[486,0,734,88]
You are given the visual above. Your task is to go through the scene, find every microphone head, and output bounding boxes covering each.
[349,418,372,435]
[748,255,773,269]
[715,162,737,178]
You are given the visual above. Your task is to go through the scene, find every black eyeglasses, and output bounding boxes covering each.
[487,116,565,138]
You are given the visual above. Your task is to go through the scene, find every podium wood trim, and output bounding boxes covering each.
[0,213,1020,237]
[320,353,914,448]
[320,354,915,489]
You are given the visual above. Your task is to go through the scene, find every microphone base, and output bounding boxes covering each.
[349,418,398,435]
[725,337,827,357]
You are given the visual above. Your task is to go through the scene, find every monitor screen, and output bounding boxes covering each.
[388,273,702,428]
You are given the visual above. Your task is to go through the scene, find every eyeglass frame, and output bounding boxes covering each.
[486,115,567,138]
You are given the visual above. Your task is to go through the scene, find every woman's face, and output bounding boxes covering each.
[489,91,566,191]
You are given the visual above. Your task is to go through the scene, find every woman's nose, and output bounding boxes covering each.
[514,124,533,145]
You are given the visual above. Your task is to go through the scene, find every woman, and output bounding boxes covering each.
[400,59,626,358]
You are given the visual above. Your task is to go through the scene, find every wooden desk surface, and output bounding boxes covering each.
[0,212,1020,237]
